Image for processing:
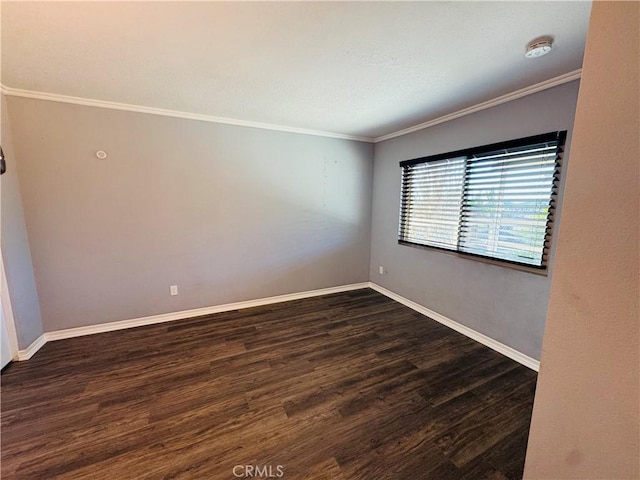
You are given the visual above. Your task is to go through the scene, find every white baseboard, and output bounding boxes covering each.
[368,282,540,371]
[17,282,370,358]
[16,280,539,372]
[17,333,47,361]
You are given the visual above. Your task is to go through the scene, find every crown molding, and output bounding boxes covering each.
[373,69,582,143]
[1,69,581,145]
[0,84,374,143]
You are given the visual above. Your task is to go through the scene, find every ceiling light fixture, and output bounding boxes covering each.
[525,38,553,58]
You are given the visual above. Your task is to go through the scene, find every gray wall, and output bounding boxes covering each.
[5,81,581,359]
[369,81,580,360]
[1,95,44,348]
[6,97,373,332]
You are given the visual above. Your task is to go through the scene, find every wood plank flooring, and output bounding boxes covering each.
[1,288,537,479]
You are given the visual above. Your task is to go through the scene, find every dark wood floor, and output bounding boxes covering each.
[1,289,537,479]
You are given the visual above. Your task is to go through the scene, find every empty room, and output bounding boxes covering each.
[0,1,638,479]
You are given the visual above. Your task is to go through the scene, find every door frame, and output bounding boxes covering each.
[1,250,20,362]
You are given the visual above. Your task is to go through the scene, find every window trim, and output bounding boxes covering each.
[398,131,567,272]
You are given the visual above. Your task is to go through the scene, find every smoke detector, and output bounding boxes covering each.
[525,38,553,58]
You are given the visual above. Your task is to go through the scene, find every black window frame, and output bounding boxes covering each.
[398,131,567,270]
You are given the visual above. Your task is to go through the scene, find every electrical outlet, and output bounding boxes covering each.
[170,285,178,296]
[378,266,385,275]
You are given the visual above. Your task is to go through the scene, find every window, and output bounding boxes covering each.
[399,131,567,269]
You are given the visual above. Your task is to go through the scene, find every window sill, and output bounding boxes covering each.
[398,240,550,276]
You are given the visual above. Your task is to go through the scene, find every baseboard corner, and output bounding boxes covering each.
[17,334,47,361]
[369,282,540,372]
[38,282,372,346]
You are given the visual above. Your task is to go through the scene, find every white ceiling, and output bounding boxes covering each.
[1,1,591,140]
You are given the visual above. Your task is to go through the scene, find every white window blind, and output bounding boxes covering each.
[399,157,465,250]
[399,132,566,269]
